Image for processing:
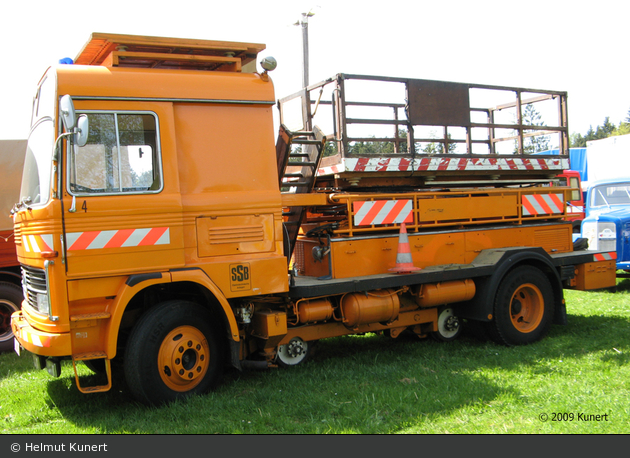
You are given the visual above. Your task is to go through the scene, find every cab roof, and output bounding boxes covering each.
[74,33,266,72]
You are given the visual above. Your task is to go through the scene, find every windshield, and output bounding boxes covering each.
[590,183,630,208]
[19,73,56,207]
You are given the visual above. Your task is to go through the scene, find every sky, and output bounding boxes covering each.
[1,0,629,140]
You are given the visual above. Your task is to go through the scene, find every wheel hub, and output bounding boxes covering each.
[444,316,460,332]
[509,284,544,333]
[511,299,522,315]
[158,326,209,391]
[286,340,305,358]
[276,337,310,366]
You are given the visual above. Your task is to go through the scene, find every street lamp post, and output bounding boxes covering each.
[296,11,314,89]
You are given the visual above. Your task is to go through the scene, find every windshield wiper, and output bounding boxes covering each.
[596,189,611,208]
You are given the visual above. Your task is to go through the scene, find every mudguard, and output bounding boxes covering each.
[453,247,566,325]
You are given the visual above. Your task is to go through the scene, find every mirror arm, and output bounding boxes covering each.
[52,132,73,162]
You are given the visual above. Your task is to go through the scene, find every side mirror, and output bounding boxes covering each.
[59,95,77,131]
[259,56,277,82]
[75,115,89,147]
[59,95,89,147]
[260,56,277,72]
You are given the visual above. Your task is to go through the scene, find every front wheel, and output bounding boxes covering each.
[487,266,555,346]
[124,300,224,405]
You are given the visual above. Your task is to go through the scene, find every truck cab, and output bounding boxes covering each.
[581,178,630,272]
[12,33,286,389]
[557,170,584,232]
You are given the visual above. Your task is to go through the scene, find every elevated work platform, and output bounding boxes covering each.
[278,74,569,188]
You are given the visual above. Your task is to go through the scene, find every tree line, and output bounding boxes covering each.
[570,108,630,147]
[315,105,630,156]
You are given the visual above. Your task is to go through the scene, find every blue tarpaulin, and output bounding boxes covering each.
[536,148,588,181]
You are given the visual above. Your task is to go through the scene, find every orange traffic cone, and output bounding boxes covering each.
[389,223,421,274]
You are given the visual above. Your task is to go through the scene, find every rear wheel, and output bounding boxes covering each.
[0,282,23,353]
[124,300,224,405]
[487,266,555,346]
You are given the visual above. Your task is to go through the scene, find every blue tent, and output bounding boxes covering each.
[535,148,588,181]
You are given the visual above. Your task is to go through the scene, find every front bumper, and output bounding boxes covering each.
[11,311,72,357]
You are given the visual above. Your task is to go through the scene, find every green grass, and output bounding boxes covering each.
[1,280,629,434]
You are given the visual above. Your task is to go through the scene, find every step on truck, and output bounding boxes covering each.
[11,33,617,405]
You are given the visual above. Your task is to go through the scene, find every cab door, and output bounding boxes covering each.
[62,103,184,278]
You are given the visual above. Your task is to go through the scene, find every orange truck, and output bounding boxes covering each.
[11,33,616,405]
[0,140,26,352]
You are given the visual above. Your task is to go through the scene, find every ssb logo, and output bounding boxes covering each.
[230,263,251,291]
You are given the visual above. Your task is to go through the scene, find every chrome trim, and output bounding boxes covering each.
[60,234,66,265]
[44,260,58,322]
[71,96,275,106]
[21,265,47,316]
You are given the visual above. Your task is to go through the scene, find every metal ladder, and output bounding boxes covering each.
[276,125,325,258]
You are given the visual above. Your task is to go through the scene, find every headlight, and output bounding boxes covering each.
[582,221,617,251]
[582,221,598,250]
[36,293,50,316]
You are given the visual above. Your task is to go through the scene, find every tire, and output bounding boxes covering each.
[487,266,555,346]
[83,359,107,374]
[276,338,316,367]
[572,220,581,234]
[430,307,462,342]
[123,300,224,406]
[0,282,23,353]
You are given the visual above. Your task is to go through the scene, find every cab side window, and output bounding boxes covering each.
[69,112,161,194]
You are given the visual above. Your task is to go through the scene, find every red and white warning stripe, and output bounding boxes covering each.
[16,328,51,348]
[22,234,54,253]
[318,157,570,175]
[67,227,170,251]
[522,194,564,216]
[594,252,617,262]
[353,200,413,226]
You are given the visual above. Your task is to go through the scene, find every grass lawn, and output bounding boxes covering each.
[1,279,628,434]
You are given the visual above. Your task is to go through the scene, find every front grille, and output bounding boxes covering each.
[21,265,47,313]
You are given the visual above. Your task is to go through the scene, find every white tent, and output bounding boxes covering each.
[0,140,26,231]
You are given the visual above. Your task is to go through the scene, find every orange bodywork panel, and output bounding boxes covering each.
[297,223,573,279]
[573,260,617,290]
[12,311,72,357]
